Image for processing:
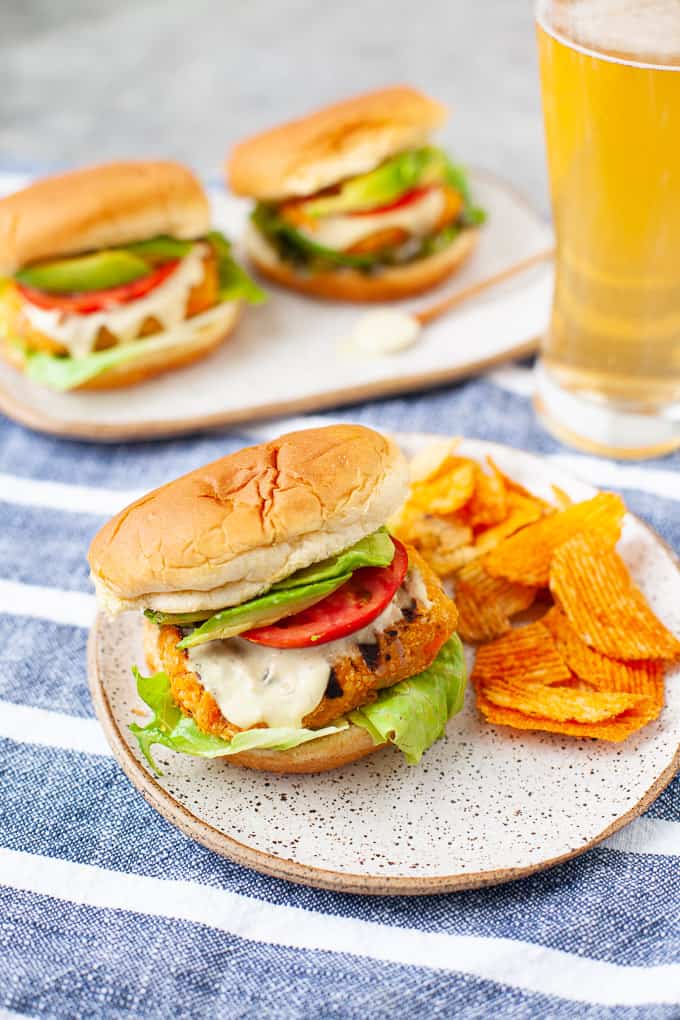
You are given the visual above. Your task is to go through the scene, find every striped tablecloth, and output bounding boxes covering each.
[1,354,679,1017]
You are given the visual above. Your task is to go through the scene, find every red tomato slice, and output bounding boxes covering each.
[17,259,180,315]
[349,186,432,217]
[243,538,409,649]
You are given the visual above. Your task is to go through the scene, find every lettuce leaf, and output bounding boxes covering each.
[350,635,466,764]
[129,634,466,774]
[129,667,347,774]
[205,230,266,304]
[272,528,394,589]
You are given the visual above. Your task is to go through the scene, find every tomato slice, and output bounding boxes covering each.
[349,186,432,218]
[17,259,180,315]
[243,538,409,649]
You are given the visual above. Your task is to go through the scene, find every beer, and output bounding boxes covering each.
[535,1,680,456]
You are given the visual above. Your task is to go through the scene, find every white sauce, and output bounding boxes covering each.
[298,188,445,252]
[21,243,207,359]
[186,569,430,730]
[347,309,422,356]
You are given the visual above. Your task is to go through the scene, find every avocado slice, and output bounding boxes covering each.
[272,527,394,589]
[126,236,195,261]
[302,147,444,218]
[16,250,152,294]
[176,573,351,649]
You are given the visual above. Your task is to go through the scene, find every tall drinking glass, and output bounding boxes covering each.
[535,0,680,457]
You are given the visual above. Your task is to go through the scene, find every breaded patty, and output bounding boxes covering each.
[145,545,458,740]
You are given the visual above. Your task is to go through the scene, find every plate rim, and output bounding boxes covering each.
[0,169,549,443]
[87,437,680,895]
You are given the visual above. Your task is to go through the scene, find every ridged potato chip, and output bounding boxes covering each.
[471,622,572,686]
[410,458,477,515]
[455,560,536,642]
[542,605,664,714]
[485,493,625,586]
[550,533,680,661]
[394,513,473,577]
[464,462,508,529]
[479,676,646,724]
[474,695,657,742]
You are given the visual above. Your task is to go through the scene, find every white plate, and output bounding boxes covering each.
[88,436,680,894]
[0,172,552,441]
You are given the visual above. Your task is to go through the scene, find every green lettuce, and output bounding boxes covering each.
[350,635,466,764]
[272,528,394,589]
[129,635,466,774]
[129,667,347,774]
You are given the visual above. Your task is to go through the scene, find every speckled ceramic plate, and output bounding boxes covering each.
[88,436,680,894]
[0,172,552,441]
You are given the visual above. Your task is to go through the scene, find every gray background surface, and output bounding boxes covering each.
[2,1,548,209]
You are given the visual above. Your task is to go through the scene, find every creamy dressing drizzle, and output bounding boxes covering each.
[298,188,445,251]
[21,243,207,359]
[186,569,431,730]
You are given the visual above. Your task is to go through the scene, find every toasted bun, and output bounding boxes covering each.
[245,221,479,302]
[227,86,447,201]
[0,161,210,275]
[2,302,240,391]
[89,424,409,613]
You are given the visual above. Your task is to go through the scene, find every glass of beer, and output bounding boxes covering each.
[535,0,680,458]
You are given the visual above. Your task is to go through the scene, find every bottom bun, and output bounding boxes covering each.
[144,618,384,774]
[245,221,478,302]
[3,301,240,391]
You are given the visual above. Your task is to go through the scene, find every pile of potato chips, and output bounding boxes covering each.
[392,440,680,742]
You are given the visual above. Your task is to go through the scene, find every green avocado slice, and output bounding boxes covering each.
[15,250,152,294]
[176,573,352,649]
[125,236,195,261]
[303,147,440,218]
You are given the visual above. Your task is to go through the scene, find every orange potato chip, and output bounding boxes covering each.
[455,560,536,642]
[408,439,462,484]
[550,532,680,661]
[550,485,573,510]
[473,493,545,555]
[464,463,508,529]
[542,605,664,715]
[471,622,572,686]
[486,457,553,511]
[410,458,477,515]
[484,492,626,586]
[475,695,656,742]
[394,513,474,577]
[479,675,645,724]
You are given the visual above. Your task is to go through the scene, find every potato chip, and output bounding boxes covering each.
[486,457,553,511]
[408,438,462,484]
[550,532,680,661]
[410,458,477,515]
[551,485,573,510]
[485,492,625,586]
[542,605,664,714]
[473,493,545,554]
[475,695,655,742]
[471,622,572,686]
[464,463,508,529]
[479,675,645,724]
[455,560,536,642]
[394,513,474,577]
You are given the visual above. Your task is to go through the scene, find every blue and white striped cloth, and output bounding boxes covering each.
[1,358,679,1018]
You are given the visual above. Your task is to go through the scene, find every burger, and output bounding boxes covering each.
[227,86,485,302]
[88,425,465,773]
[0,160,263,391]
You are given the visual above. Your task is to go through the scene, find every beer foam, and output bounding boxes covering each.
[539,0,680,68]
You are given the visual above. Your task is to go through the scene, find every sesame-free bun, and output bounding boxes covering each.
[2,302,240,391]
[89,424,409,614]
[227,86,447,201]
[245,220,479,302]
[0,161,210,276]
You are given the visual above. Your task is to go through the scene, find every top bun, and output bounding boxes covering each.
[227,86,447,201]
[89,425,409,615]
[0,160,210,276]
